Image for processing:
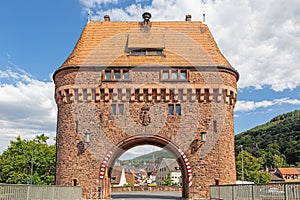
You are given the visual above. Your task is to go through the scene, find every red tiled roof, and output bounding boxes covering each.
[278,168,300,175]
[58,20,234,70]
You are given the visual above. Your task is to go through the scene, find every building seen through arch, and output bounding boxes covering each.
[53,12,239,199]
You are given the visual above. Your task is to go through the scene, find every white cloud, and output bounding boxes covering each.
[80,0,118,8]
[0,68,56,152]
[80,0,300,92]
[235,98,300,112]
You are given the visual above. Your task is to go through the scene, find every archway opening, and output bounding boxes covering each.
[106,136,190,199]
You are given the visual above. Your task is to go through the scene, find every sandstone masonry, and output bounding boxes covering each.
[53,13,239,199]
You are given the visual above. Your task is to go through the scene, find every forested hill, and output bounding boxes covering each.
[120,149,173,167]
[235,110,300,166]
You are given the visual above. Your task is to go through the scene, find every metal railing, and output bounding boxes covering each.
[0,184,81,200]
[210,182,300,200]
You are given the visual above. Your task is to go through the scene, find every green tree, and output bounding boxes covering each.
[236,150,270,184]
[235,110,300,166]
[163,173,172,186]
[0,134,56,185]
[259,172,271,184]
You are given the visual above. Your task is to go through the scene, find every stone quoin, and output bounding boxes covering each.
[53,12,239,199]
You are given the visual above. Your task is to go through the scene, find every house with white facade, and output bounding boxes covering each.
[156,158,182,186]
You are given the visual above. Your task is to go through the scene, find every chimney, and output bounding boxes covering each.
[185,15,192,22]
[104,15,110,22]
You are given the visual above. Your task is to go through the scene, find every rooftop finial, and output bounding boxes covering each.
[88,10,91,23]
[203,11,206,23]
[141,12,152,29]
[142,12,152,22]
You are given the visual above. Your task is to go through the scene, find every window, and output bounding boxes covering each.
[176,104,181,115]
[168,104,174,115]
[73,179,77,186]
[130,49,146,55]
[162,70,169,80]
[104,69,130,81]
[180,70,187,80]
[119,104,124,115]
[171,70,178,80]
[168,104,181,115]
[130,49,164,56]
[294,175,298,180]
[123,70,130,80]
[213,120,217,133]
[161,69,188,81]
[114,70,121,79]
[286,175,291,180]
[112,104,117,115]
[105,71,112,79]
[111,104,124,115]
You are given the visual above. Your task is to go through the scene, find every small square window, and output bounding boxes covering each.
[105,71,112,79]
[162,71,169,80]
[114,71,121,79]
[171,71,178,80]
[180,71,187,80]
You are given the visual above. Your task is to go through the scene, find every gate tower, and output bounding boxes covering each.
[53,13,239,199]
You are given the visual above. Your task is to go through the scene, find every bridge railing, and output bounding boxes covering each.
[210,182,300,200]
[0,184,81,200]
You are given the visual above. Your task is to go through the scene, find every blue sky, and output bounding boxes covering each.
[0,0,299,158]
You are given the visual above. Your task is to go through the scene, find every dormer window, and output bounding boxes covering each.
[130,49,164,56]
[130,49,146,56]
[127,32,165,56]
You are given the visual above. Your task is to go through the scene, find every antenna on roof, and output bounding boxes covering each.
[203,11,206,23]
[87,10,91,23]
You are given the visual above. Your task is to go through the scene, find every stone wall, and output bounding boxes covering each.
[54,66,238,199]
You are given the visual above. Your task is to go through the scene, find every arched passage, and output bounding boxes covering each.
[103,135,190,199]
